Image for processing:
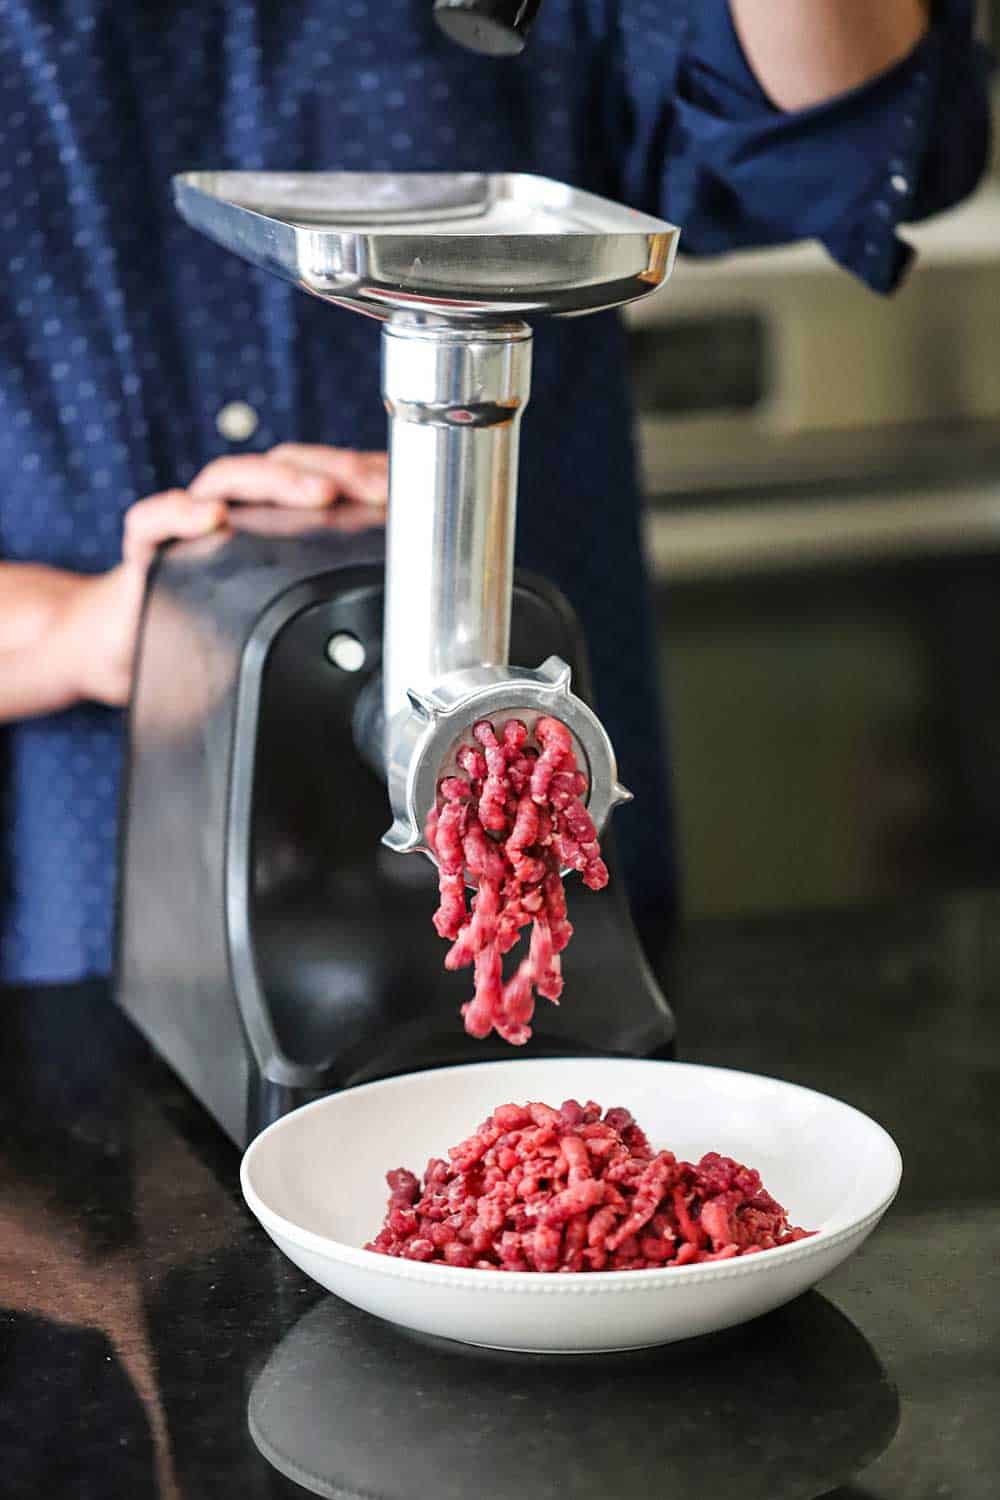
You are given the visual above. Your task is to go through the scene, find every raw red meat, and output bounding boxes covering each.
[425,716,608,1044]
[365,1099,813,1271]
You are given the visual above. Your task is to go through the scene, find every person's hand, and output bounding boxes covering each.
[186,443,388,516]
[56,445,389,708]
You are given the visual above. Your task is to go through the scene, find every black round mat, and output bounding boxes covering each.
[248,1291,899,1500]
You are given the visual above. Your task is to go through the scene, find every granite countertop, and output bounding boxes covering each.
[1,895,998,1500]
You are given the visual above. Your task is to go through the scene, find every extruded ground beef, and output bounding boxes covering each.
[365,1100,813,1271]
[425,717,607,1045]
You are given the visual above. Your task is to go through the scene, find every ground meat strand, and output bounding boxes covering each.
[430,780,470,942]
[366,1100,813,1271]
[425,716,609,1043]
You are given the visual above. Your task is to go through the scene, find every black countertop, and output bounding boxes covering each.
[2,895,998,1500]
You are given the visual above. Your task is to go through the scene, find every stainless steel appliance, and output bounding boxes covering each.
[629,189,1000,516]
[116,173,679,1145]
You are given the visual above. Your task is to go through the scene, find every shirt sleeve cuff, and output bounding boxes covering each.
[670,0,994,294]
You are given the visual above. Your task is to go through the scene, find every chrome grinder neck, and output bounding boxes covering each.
[381,319,531,733]
[380,315,630,857]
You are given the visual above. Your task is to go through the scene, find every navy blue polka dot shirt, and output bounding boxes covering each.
[0,0,991,982]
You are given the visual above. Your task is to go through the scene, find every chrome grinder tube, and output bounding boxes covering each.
[381,319,532,733]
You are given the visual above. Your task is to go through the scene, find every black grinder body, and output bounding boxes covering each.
[116,523,674,1147]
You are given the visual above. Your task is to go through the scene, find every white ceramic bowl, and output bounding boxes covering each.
[240,1058,901,1353]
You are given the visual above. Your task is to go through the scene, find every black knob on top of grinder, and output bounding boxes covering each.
[433,0,541,56]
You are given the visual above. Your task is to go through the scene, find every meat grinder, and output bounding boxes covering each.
[116,173,681,1146]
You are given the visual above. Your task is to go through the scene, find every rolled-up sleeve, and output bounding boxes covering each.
[619,0,994,293]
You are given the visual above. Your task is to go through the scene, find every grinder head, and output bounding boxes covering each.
[383,656,633,865]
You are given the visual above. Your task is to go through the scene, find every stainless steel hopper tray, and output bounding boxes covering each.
[173,171,679,320]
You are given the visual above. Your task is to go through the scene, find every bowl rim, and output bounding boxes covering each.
[240,1057,903,1292]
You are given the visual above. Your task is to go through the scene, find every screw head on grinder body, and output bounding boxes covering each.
[382,656,631,869]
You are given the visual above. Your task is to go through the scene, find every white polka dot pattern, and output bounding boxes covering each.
[0,0,987,981]
[0,0,640,982]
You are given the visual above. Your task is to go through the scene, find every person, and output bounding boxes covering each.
[0,0,992,985]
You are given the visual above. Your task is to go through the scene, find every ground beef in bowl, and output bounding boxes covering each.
[365,1100,813,1271]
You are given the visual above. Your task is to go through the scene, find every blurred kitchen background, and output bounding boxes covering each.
[632,0,1000,920]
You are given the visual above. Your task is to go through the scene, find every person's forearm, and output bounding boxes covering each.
[0,562,80,652]
[0,644,80,721]
[728,1,930,112]
[0,563,83,721]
